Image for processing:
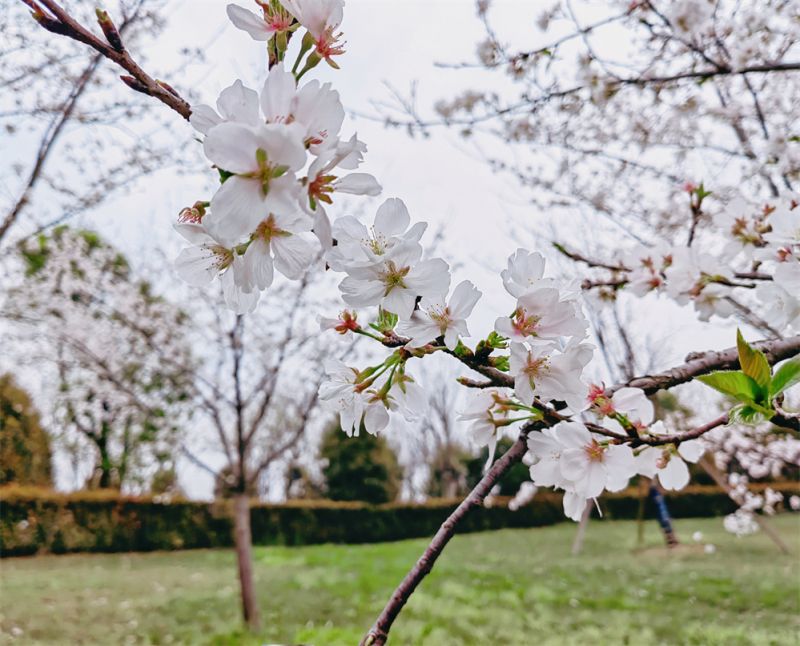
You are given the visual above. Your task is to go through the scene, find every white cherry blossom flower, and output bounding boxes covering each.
[173,223,259,314]
[713,198,764,261]
[609,387,654,427]
[388,372,428,422]
[664,248,735,320]
[556,422,636,497]
[757,260,800,331]
[226,2,294,42]
[635,424,705,490]
[458,390,501,448]
[318,310,359,335]
[326,198,426,271]
[338,243,451,319]
[303,136,381,211]
[501,249,547,297]
[527,426,570,489]
[260,63,344,153]
[623,244,673,296]
[281,0,345,66]
[693,283,736,321]
[764,202,800,250]
[562,491,590,522]
[319,358,389,436]
[189,79,260,135]
[495,287,587,343]
[242,212,318,290]
[509,341,591,412]
[399,280,482,350]
[203,122,306,243]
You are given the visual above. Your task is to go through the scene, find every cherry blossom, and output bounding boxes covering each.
[635,431,706,490]
[399,280,482,350]
[338,243,451,320]
[202,122,307,243]
[242,212,319,290]
[173,222,259,314]
[495,287,587,343]
[326,198,426,271]
[319,358,389,436]
[226,2,294,42]
[764,202,800,251]
[757,261,800,331]
[282,0,345,67]
[260,63,344,153]
[501,249,547,297]
[556,422,636,498]
[303,135,381,212]
[509,341,592,412]
[189,79,260,135]
[527,426,569,489]
[458,390,503,448]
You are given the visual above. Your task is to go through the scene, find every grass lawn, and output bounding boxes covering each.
[0,515,798,645]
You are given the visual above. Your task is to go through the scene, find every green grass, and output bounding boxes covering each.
[1,516,798,645]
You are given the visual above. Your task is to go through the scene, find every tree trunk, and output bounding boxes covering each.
[570,500,592,555]
[233,494,261,630]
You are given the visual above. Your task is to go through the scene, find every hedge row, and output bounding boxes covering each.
[1,483,798,557]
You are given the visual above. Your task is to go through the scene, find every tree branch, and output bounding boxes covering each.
[20,0,191,119]
[617,335,800,395]
[359,427,531,646]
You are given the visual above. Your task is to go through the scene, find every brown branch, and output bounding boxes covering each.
[21,0,191,119]
[359,427,531,646]
[553,242,630,272]
[361,332,798,643]
[0,52,102,243]
[617,335,800,395]
[633,413,728,446]
[619,61,800,85]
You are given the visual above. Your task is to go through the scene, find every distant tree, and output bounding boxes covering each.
[320,424,402,504]
[0,373,53,487]
[149,463,183,498]
[4,227,195,490]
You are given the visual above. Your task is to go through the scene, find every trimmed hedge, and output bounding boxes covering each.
[2,483,798,557]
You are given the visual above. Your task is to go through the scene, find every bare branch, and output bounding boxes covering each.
[19,0,191,119]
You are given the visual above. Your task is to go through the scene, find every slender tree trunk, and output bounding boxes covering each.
[233,494,261,630]
[699,457,791,555]
[570,500,592,556]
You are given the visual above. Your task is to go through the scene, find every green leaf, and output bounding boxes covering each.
[730,402,774,425]
[770,356,800,397]
[697,370,761,404]
[736,329,771,389]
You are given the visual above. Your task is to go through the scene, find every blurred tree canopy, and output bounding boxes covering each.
[0,374,53,487]
[6,227,195,491]
[320,425,402,504]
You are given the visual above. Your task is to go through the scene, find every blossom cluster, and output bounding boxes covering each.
[597,195,799,329]
[318,199,481,434]
[174,0,379,312]
[526,387,704,520]
[170,0,798,528]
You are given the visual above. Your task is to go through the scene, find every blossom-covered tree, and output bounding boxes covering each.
[4,227,195,490]
[18,0,800,643]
